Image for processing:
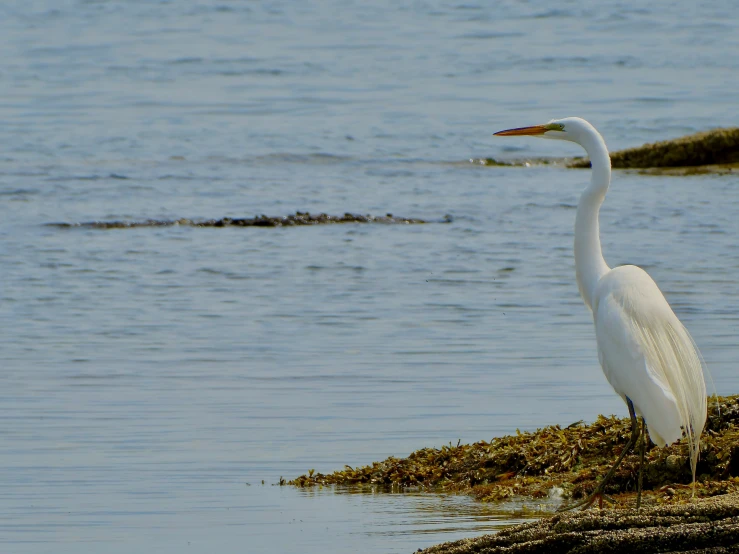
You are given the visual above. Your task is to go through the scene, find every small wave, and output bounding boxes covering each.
[457,31,524,40]
[252,152,355,165]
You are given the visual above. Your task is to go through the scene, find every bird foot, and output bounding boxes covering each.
[557,489,616,512]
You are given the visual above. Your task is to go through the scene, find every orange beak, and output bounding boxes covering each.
[494,125,549,136]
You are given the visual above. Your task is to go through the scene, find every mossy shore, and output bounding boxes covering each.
[568,127,739,171]
[291,396,739,507]
[292,396,739,552]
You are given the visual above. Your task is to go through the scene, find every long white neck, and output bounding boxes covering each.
[575,129,611,311]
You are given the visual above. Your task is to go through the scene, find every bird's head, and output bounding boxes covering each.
[494,117,595,144]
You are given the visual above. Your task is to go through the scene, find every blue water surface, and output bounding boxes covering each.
[1,1,738,552]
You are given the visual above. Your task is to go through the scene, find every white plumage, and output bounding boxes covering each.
[594,264,706,478]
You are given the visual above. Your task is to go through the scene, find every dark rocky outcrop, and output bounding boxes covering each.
[49,212,434,229]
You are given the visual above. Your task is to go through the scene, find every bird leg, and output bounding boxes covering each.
[558,399,640,512]
[637,417,646,511]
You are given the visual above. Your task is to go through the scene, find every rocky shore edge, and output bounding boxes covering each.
[420,492,739,553]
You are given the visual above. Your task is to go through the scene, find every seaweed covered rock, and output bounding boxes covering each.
[49,212,430,229]
[419,493,739,554]
[292,396,739,506]
[569,127,739,169]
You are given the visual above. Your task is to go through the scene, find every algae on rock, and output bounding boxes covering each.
[568,127,739,169]
[291,396,739,508]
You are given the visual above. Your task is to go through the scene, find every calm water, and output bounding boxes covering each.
[2,1,739,553]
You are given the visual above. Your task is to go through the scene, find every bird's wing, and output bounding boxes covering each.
[594,265,706,476]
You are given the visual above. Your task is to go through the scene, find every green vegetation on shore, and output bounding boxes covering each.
[291,395,739,508]
[568,127,739,169]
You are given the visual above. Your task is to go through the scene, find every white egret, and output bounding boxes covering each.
[494,117,707,510]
